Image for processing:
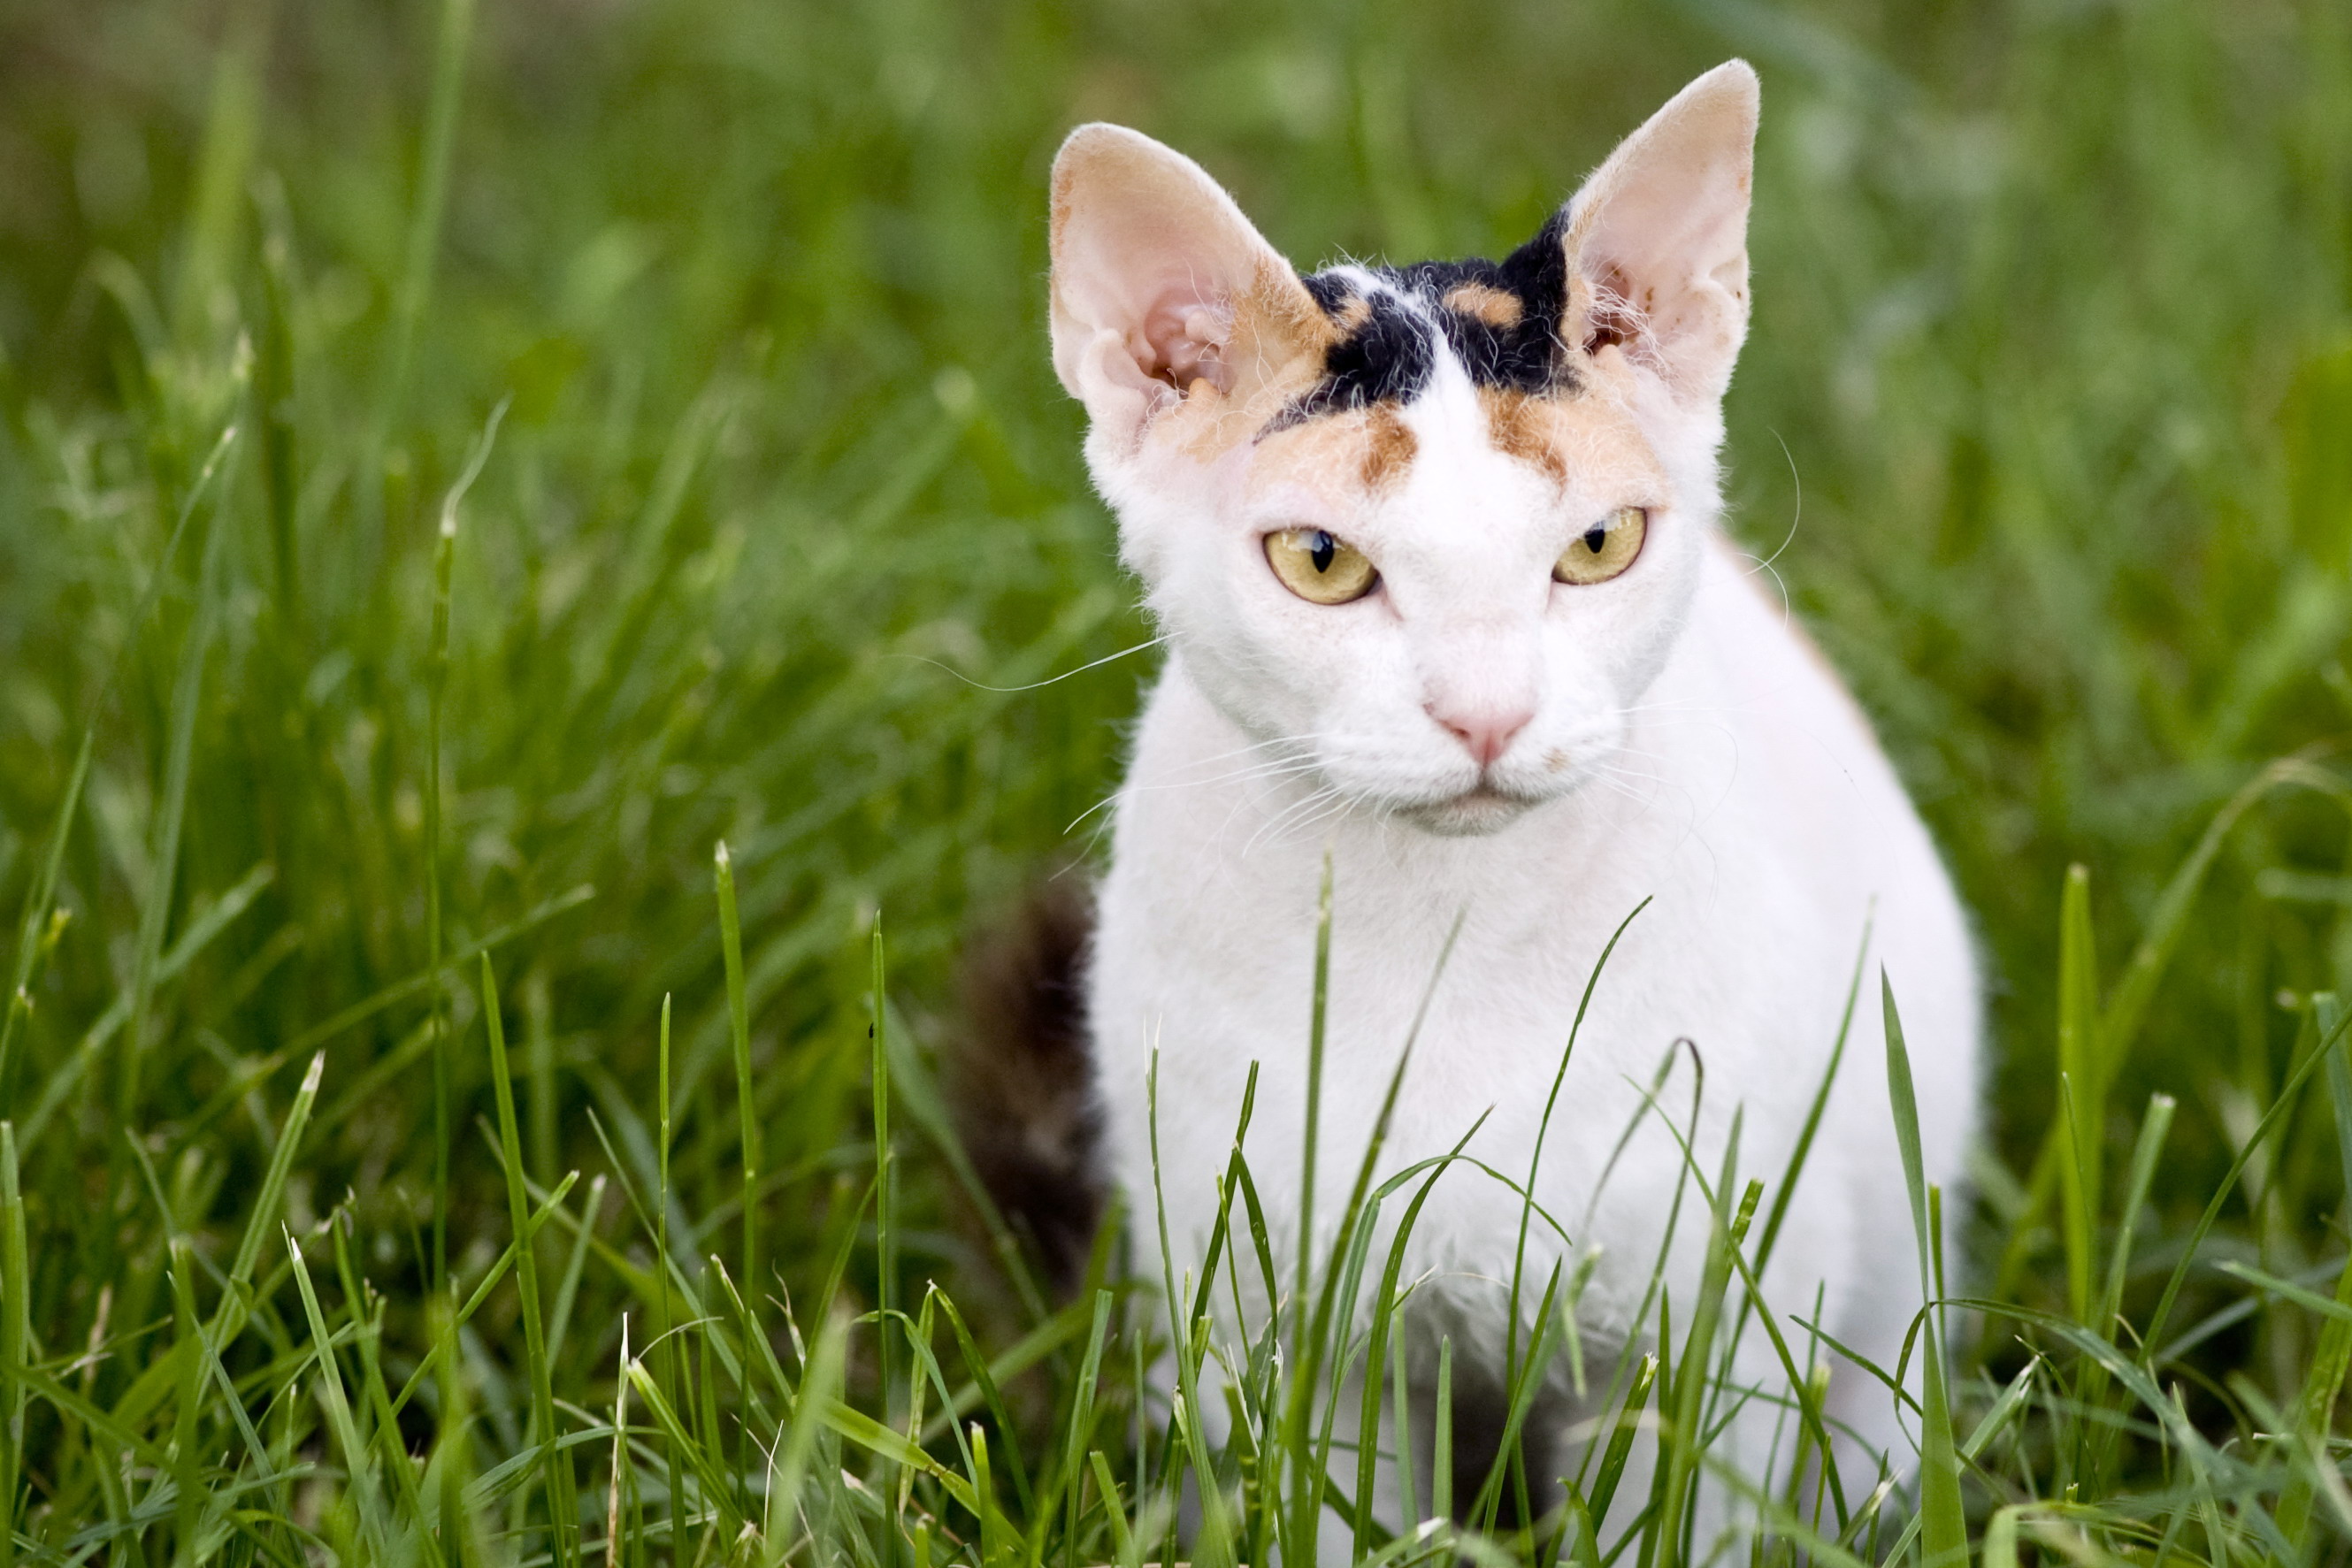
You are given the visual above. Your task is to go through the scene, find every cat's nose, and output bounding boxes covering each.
[1428,702,1534,768]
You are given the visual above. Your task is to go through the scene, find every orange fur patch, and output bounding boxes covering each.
[1359,405,1417,493]
[1248,402,1420,497]
[1156,262,1339,459]
[1479,387,1567,482]
[1443,283,1524,328]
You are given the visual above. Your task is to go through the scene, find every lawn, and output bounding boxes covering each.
[3,0,2351,1562]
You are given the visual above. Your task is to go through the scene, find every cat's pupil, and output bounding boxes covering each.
[1583,525,1608,555]
[1310,532,1337,572]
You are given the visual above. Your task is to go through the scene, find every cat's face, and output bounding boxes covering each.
[1050,64,1758,836]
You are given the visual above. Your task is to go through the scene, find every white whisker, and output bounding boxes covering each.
[888,633,1172,693]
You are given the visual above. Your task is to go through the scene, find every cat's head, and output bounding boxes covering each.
[1049,63,1758,837]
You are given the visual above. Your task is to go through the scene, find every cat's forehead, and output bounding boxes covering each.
[1282,219,1575,425]
[1230,222,1605,497]
[1237,236,1662,509]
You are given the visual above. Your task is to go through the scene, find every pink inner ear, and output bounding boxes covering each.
[1580,266,1640,356]
[1141,292,1234,394]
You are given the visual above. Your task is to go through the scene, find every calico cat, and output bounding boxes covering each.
[960,59,1979,1549]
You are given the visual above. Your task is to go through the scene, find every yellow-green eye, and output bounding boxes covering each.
[1265,528,1378,605]
[1553,506,1647,585]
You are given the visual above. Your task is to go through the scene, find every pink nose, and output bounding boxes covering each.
[1429,703,1533,768]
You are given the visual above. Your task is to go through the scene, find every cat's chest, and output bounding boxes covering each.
[1089,673,1818,1109]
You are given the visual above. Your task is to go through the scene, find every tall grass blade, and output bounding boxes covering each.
[227,1051,326,1298]
[0,1126,24,1568]
[1881,975,1965,1568]
[1754,912,1869,1274]
[653,991,686,1541]
[1089,1450,1142,1568]
[2056,866,2102,1325]
[1283,853,1336,1568]
[716,843,757,1312]
[425,397,506,1297]
[481,954,579,1568]
[2098,1091,2174,1333]
[1510,898,1649,1389]
[870,915,903,1563]
[1060,1290,1113,1568]
[2280,994,2352,1547]
[287,1229,390,1557]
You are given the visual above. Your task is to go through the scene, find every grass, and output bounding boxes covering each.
[3,0,2352,1561]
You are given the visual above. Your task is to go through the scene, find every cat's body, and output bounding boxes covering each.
[1010,60,1979,1548]
[1091,532,1975,1516]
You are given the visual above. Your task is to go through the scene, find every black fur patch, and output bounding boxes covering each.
[1276,212,1576,432]
[1284,280,1438,422]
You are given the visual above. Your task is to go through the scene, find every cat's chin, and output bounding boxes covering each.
[1396,784,1540,838]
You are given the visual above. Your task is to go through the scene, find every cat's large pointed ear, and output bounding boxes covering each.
[1049,125,1328,451]
[1559,60,1759,402]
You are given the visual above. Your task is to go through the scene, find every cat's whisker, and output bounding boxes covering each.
[1061,750,1333,837]
[1244,779,1354,855]
[886,633,1172,693]
[1161,731,1329,772]
[1737,427,1804,583]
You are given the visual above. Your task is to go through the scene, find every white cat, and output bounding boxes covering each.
[1043,59,1979,1550]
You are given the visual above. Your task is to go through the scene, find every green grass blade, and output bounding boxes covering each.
[1511,898,1650,1388]
[2057,865,2102,1325]
[870,914,900,1549]
[481,953,579,1568]
[0,1126,24,1568]
[716,842,757,1316]
[1432,1334,1453,1526]
[2097,1092,2174,1334]
[226,1050,326,1296]
[544,1172,603,1373]
[653,991,686,1541]
[287,1229,389,1556]
[1586,1352,1654,1529]
[1059,1290,1113,1568]
[1283,853,1335,1568]
[1754,911,1870,1275]
[1880,974,1965,1568]
[1088,1449,1143,1568]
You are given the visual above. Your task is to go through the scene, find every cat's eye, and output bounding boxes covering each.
[1265,528,1378,605]
[1553,506,1648,585]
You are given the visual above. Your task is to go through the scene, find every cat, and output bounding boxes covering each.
[959,58,1980,1555]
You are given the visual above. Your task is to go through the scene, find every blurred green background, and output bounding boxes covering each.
[4,0,2352,1481]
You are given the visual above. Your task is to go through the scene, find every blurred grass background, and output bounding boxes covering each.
[4,0,2352,1549]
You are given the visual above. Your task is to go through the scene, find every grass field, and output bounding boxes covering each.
[4,0,2352,1562]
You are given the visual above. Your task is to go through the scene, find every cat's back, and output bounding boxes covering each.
[1668,528,1980,1183]
[1682,530,1975,1004]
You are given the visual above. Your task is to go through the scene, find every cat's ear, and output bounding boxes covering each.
[1557,60,1759,402]
[1049,125,1327,450]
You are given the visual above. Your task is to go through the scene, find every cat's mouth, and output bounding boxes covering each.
[1398,779,1543,837]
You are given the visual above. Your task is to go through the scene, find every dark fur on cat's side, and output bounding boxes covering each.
[949,879,1105,1296]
